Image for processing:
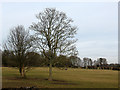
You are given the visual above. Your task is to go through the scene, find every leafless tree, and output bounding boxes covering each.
[30,8,78,81]
[97,58,107,69]
[88,58,92,66]
[83,57,88,68]
[97,58,107,68]
[4,25,34,77]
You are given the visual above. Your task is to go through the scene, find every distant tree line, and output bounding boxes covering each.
[70,56,120,71]
[2,50,120,71]
[2,50,73,68]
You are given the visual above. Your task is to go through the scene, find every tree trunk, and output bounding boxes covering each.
[22,64,26,78]
[21,68,24,77]
[23,64,25,77]
[19,67,22,76]
[48,60,52,81]
[19,64,25,78]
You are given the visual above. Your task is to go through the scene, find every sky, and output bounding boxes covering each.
[0,2,118,64]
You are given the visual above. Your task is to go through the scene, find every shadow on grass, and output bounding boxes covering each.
[6,76,78,86]
[44,78,78,85]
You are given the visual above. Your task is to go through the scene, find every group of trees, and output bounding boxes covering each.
[70,57,107,68]
[71,57,120,70]
[2,50,73,68]
[2,8,78,80]
[2,50,43,67]
[83,57,107,68]
[3,51,120,70]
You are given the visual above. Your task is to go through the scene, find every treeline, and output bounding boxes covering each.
[71,57,120,71]
[86,64,120,70]
[2,50,72,68]
[2,50,120,71]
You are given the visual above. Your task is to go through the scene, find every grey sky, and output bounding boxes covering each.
[1,2,118,63]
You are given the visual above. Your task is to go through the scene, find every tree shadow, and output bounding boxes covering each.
[44,78,78,85]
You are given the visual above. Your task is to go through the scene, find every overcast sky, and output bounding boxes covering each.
[1,2,118,63]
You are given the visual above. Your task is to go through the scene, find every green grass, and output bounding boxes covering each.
[2,67,118,88]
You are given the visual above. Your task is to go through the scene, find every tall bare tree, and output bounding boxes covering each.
[30,8,78,81]
[88,58,92,67]
[4,25,33,77]
[97,58,107,69]
[83,57,88,68]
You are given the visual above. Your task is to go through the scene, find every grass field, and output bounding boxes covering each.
[2,67,118,88]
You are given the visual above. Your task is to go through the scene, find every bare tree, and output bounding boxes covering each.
[97,58,107,69]
[83,57,88,68]
[88,58,92,66]
[4,25,33,77]
[93,60,97,66]
[30,8,78,81]
[97,58,107,66]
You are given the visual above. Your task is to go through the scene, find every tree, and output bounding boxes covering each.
[88,58,92,67]
[97,58,107,66]
[2,50,16,67]
[2,50,9,66]
[69,56,81,67]
[30,8,78,81]
[26,52,46,67]
[97,58,107,69]
[83,57,88,68]
[4,25,34,77]
[83,57,93,68]
[54,55,72,68]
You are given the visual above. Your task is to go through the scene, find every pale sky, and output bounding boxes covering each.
[0,2,118,64]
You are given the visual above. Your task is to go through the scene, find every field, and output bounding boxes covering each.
[2,67,118,88]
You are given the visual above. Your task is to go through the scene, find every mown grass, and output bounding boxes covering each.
[2,67,118,88]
